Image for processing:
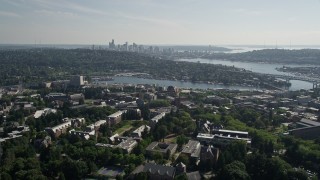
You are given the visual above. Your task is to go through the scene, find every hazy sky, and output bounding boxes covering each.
[1,0,320,45]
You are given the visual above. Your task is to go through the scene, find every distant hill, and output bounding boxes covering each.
[203,49,320,65]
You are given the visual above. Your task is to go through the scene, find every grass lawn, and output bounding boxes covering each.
[164,134,177,143]
[114,121,134,135]
[84,99,94,104]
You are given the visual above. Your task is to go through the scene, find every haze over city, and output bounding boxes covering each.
[1,0,320,45]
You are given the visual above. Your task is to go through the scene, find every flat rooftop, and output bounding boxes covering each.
[212,129,249,135]
[300,119,320,127]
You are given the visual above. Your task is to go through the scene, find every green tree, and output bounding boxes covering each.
[134,172,148,180]
[174,173,188,180]
[176,135,188,150]
[218,161,250,180]
[157,125,168,142]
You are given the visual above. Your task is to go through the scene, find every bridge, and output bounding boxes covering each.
[263,74,320,88]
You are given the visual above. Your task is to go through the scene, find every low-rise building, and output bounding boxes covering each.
[45,121,72,138]
[146,142,178,158]
[181,140,201,159]
[34,108,57,119]
[45,118,85,138]
[200,145,219,167]
[69,129,95,140]
[288,118,320,140]
[197,129,251,147]
[205,95,231,106]
[0,126,30,143]
[130,125,150,138]
[297,95,312,105]
[45,93,69,102]
[86,120,107,131]
[116,138,138,154]
[150,112,167,128]
[107,110,126,126]
[95,138,138,154]
[131,163,176,180]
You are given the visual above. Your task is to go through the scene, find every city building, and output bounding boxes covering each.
[181,140,201,159]
[175,162,186,174]
[34,108,57,119]
[296,95,312,105]
[116,138,138,154]
[44,93,69,102]
[200,145,219,167]
[45,121,72,138]
[150,112,167,128]
[146,142,178,158]
[86,120,107,131]
[197,129,251,146]
[69,75,84,87]
[130,125,150,138]
[288,118,320,140]
[131,163,176,180]
[95,138,138,154]
[205,95,231,106]
[107,110,126,126]
[0,126,30,143]
[69,129,94,140]
[45,118,85,138]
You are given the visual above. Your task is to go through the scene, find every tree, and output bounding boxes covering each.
[1,172,12,180]
[176,135,188,150]
[153,152,163,163]
[176,154,190,167]
[287,169,308,180]
[134,172,148,180]
[217,161,250,180]
[157,125,168,142]
[174,173,188,180]
[61,159,88,179]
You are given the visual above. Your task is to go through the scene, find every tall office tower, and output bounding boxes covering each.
[70,75,84,87]
[109,39,116,49]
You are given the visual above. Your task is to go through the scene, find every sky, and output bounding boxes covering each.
[1,0,320,45]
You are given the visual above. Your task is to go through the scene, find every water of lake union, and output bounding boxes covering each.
[105,58,314,91]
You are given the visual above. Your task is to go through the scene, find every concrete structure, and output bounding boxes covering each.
[131,163,176,180]
[288,118,320,140]
[45,121,72,138]
[130,125,150,138]
[107,110,126,126]
[0,126,30,143]
[116,138,138,154]
[175,162,186,174]
[34,108,57,119]
[44,93,69,102]
[289,126,320,140]
[45,118,85,138]
[197,129,251,147]
[150,112,167,128]
[69,93,85,104]
[69,129,95,140]
[95,138,138,154]
[86,120,107,131]
[146,142,178,158]
[181,140,201,159]
[296,95,312,105]
[205,95,231,106]
[200,145,219,167]
[69,75,84,87]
